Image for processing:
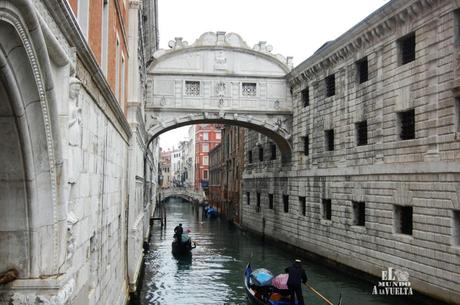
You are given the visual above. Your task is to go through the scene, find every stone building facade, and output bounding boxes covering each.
[209,126,246,223]
[242,0,460,304]
[0,0,158,304]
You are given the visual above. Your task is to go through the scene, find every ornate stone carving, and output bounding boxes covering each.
[68,77,82,184]
[214,51,227,70]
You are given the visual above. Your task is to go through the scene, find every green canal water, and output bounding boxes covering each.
[140,198,424,305]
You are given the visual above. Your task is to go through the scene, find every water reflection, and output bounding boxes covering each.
[140,199,420,305]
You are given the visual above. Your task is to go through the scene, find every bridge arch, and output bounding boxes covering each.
[145,31,294,163]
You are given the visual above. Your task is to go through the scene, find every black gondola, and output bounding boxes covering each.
[244,263,301,305]
[171,239,196,255]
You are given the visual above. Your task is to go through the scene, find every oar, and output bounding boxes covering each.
[304,283,336,305]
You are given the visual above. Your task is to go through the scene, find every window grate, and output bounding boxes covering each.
[303,136,309,156]
[325,129,334,151]
[256,193,261,213]
[185,81,200,96]
[242,83,257,96]
[322,199,332,220]
[454,210,460,246]
[299,197,306,216]
[283,195,289,213]
[357,57,368,84]
[258,146,264,162]
[269,194,274,209]
[399,33,416,65]
[356,121,368,146]
[270,143,277,160]
[352,201,365,226]
[248,150,253,163]
[325,74,335,97]
[399,109,415,140]
[246,192,250,205]
[394,205,413,235]
[301,87,309,107]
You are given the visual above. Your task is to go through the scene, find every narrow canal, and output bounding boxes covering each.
[140,198,420,305]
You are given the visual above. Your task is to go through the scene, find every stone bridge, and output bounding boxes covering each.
[145,31,294,162]
[160,188,204,203]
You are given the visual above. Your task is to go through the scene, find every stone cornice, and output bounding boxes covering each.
[288,0,439,85]
[42,0,132,139]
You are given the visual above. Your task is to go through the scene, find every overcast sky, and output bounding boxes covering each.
[157,0,390,150]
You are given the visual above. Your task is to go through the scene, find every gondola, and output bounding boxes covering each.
[244,263,301,305]
[171,239,196,255]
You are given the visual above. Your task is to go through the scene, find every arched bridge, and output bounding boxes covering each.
[146,31,294,162]
[160,188,204,203]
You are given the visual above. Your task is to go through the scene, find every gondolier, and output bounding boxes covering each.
[285,259,307,305]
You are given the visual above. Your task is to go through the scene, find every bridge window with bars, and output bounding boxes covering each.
[453,210,460,246]
[283,195,289,213]
[325,129,334,151]
[242,82,257,96]
[185,81,200,96]
[352,201,365,226]
[322,199,332,220]
[270,143,277,160]
[398,109,415,140]
[394,205,412,235]
[268,194,274,209]
[303,135,309,156]
[299,196,306,216]
[256,193,261,213]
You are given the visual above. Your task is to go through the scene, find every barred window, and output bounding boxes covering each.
[325,129,334,151]
[270,143,277,160]
[185,81,200,96]
[256,193,261,212]
[258,146,264,162]
[268,194,274,209]
[301,87,310,107]
[248,150,253,163]
[246,192,250,205]
[352,201,365,226]
[303,136,309,156]
[394,205,412,235]
[325,74,335,97]
[453,210,460,246]
[398,32,416,65]
[299,196,306,216]
[398,109,415,140]
[356,57,368,84]
[322,199,332,220]
[283,195,289,213]
[242,83,257,96]
[356,120,368,146]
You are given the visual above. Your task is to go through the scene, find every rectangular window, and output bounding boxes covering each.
[398,32,416,65]
[268,194,274,209]
[398,109,415,140]
[301,87,309,107]
[202,143,209,152]
[394,205,413,235]
[283,195,289,213]
[357,57,368,84]
[202,156,209,165]
[242,83,257,96]
[121,54,125,108]
[325,74,335,97]
[456,98,460,132]
[270,143,276,160]
[256,192,261,212]
[455,9,460,43]
[247,192,250,205]
[299,196,306,216]
[115,36,120,101]
[453,210,460,246]
[325,129,334,151]
[356,120,368,146]
[216,132,221,140]
[77,0,89,38]
[248,150,253,163]
[203,170,208,180]
[352,201,365,226]
[203,132,209,141]
[185,81,200,96]
[322,199,332,220]
[303,136,309,156]
[101,0,110,76]
[258,146,264,162]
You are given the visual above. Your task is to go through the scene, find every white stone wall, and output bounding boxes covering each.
[242,0,460,304]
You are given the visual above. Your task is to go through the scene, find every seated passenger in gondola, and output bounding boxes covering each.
[174,223,183,242]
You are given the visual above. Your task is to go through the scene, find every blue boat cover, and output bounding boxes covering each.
[250,268,273,286]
